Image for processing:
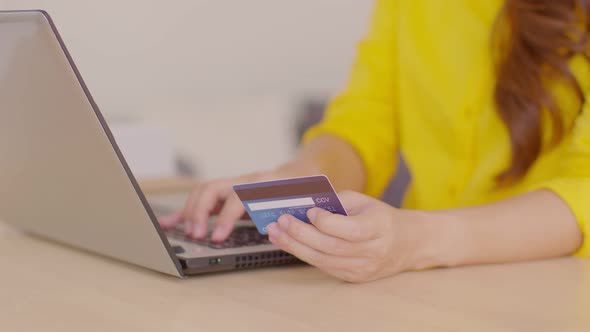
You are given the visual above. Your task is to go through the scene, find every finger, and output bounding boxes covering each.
[158,210,184,229]
[276,214,368,257]
[190,185,226,239]
[337,190,371,215]
[307,208,378,242]
[182,185,205,235]
[210,200,225,216]
[184,183,229,221]
[210,193,244,242]
[266,222,359,270]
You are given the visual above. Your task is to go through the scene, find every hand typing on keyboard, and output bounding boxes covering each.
[158,166,306,242]
[165,226,270,249]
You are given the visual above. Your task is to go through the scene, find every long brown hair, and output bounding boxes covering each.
[494,0,590,184]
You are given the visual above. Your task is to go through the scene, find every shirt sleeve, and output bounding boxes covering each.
[302,0,398,198]
[529,101,590,258]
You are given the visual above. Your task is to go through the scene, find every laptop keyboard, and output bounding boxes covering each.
[165,226,271,249]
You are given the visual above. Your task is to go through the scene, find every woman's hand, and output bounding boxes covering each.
[158,164,316,242]
[159,134,368,243]
[266,191,432,283]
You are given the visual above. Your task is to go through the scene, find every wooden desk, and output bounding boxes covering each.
[1,223,589,331]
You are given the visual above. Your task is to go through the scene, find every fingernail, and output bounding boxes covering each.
[266,222,279,237]
[194,223,208,239]
[211,224,228,241]
[184,222,193,235]
[277,214,291,230]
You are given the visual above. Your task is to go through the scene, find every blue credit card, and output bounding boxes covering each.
[233,175,347,234]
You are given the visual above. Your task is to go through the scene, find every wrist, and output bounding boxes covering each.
[397,209,464,271]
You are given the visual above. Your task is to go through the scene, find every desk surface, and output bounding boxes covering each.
[1,222,589,332]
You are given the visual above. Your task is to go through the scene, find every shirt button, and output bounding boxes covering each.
[464,107,475,118]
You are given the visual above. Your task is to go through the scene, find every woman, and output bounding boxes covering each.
[160,0,589,282]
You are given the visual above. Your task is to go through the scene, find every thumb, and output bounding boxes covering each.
[306,207,334,224]
[337,190,370,215]
[158,210,183,228]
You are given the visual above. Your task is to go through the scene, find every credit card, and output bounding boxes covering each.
[233,175,347,234]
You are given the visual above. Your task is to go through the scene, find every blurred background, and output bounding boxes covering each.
[1,0,372,178]
[0,1,409,205]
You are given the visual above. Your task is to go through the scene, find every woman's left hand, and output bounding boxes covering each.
[266,191,426,283]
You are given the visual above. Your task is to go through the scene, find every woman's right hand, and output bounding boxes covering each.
[158,165,312,242]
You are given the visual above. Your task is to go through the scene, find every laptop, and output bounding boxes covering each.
[0,10,299,277]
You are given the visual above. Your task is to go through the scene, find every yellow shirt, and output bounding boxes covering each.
[304,0,590,257]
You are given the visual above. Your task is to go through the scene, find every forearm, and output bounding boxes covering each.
[406,190,584,270]
[277,134,367,192]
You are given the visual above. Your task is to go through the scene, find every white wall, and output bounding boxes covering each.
[0,1,374,178]
[1,0,372,114]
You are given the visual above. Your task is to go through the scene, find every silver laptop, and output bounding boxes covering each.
[0,10,299,277]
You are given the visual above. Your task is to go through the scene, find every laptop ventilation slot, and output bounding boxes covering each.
[233,251,300,269]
